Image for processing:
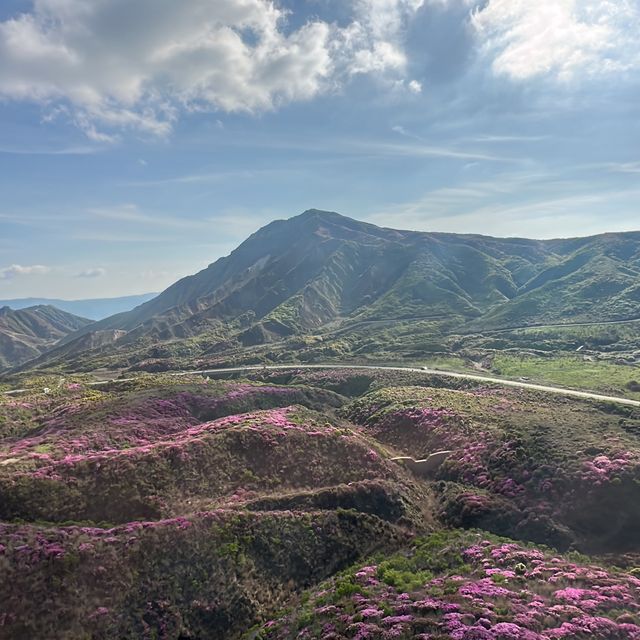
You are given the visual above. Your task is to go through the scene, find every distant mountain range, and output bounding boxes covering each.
[0,305,91,369]
[0,293,158,321]
[7,210,640,372]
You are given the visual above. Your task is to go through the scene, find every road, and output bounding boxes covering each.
[3,363,640,407]
[184,363,640,407]
[464,316,640,335]
[320,313,640,337]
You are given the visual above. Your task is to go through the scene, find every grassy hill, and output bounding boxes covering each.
[254,530,640,640]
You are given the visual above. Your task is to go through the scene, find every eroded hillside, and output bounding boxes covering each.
[0,305,91,369]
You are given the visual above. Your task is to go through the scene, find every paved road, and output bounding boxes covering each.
[3,363,640,407]
[321,314,640,337]
[465,317,640,335]
[178,363,640,407]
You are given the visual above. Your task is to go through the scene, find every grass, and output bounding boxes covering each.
[491,353,640,398]
[515,321,640,344]
[458,320,640,355]
[408,355,469,371]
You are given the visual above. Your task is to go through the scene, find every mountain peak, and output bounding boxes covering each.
[298,209,344,221]
[290,209,358,231]
[288,209,394,240]
[248,209,377,247]
[49,212,640,371]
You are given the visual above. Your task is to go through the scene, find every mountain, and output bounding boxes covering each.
[0,305,92,369]
[22,210,640,371]
[0,293,158,320]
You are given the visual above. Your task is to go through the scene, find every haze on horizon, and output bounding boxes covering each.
[1,0,639,299]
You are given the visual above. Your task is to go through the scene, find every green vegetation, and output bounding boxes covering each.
[492,353,640,399]
[252,530,640,639]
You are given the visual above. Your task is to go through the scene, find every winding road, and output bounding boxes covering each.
[184,364,640,407]
[3,363,640,407]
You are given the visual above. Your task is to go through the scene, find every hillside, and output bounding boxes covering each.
[0,374,427,638]
[1,368,639,638]
[0,305,91,369]
[19,210,640,373]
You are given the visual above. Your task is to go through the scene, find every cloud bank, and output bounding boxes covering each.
[0,0,637,139]
[0,264,51,280]
[0,0,424,140]
[471,0,640,81]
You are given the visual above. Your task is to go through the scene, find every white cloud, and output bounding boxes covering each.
[0,0,424,139]
[609,162,640,175]
[339,0,425,76]
[0,264,51,279]
[88,203,214,229]
[77,267,106,278]
[357,0,425,41]
[471,0,640,82]
[0,145,98,155]
[368,171,640,238]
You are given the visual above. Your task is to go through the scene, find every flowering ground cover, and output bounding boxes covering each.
[0,509,410,639]
[0,378,342,461]
[1,396,426,523]
[251,530,640,639]
[343,385,640,553]
[1,370,640,638]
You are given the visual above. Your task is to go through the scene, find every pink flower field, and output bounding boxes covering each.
[1,371,639,639]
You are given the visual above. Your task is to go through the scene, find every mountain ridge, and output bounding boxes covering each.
[10,210,640,372]
[0,305,92,369]
[0,293,158,320]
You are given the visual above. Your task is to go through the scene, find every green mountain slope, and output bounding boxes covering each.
[22,210,640,371]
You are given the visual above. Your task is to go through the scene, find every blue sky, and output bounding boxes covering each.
[1,0,639,299]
